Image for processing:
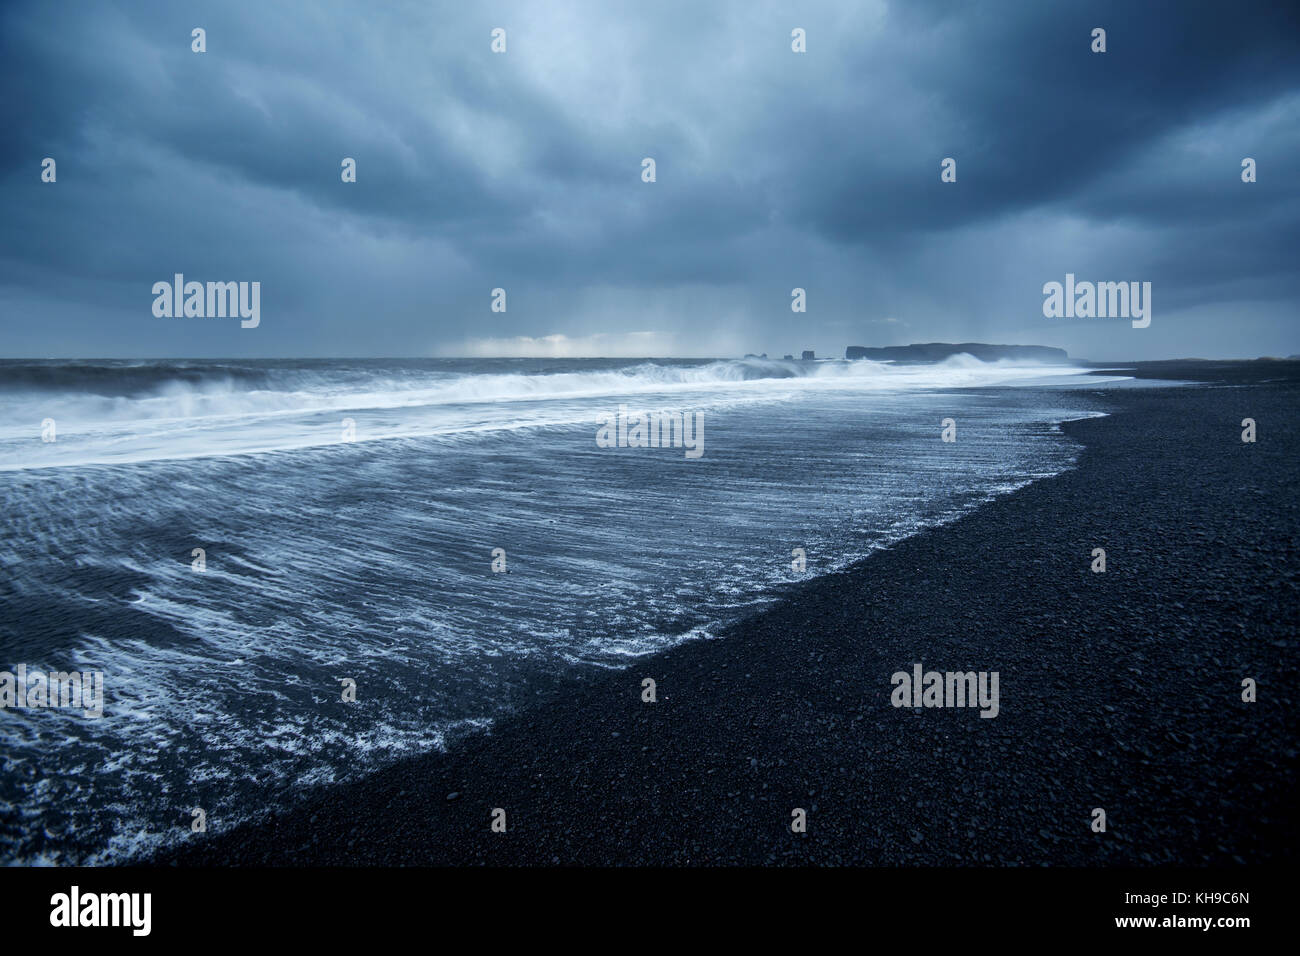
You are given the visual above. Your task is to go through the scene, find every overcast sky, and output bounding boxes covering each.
[2,0,1297,360]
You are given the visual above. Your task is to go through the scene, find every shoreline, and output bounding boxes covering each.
[148,361,1299,866]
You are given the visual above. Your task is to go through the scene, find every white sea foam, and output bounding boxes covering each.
[0,357,1119,470]
[0,357,1123,865]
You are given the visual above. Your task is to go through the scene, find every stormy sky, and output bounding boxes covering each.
[2,0,1297,360]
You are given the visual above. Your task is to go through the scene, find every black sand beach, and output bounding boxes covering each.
[154,361,1300,866]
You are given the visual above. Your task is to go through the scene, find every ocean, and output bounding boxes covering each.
[0,356,1120,863]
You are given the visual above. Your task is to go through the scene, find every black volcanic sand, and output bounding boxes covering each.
[154,362,1300,866]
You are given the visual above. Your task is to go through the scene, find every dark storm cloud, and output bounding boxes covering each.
[0,0,1297,358]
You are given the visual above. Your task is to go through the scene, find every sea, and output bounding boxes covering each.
[0,355,1124,863]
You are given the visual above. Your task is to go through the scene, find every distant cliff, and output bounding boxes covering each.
[844,343,1070,364]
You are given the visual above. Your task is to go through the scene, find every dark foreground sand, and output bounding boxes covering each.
[155,361,1299,866]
